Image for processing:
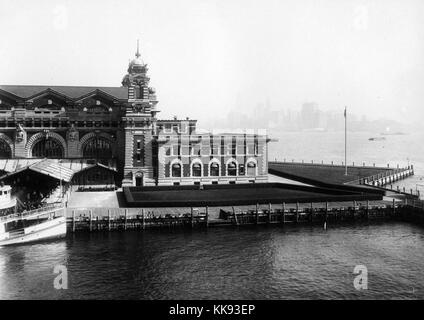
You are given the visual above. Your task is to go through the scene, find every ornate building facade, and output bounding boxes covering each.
[0,45,269,187]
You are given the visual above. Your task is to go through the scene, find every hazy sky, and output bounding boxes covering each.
[1,0,423,125]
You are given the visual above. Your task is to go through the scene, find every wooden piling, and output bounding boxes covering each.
[142,209,145,229]
[108,209,111,231]
[72,210,75,232]
[191,207,194,227]
[366,200,370,219]
[282,202,286,224]
[296,202,299,223]
[255,203,259,225]
[89,209,93,232]
[325,202,328,223]
[392,198,396,217]
[232,206,238,226]
[268,203,272,223]
[124,209,128,230]
[353,201,356,219]
[310,202,313,223]
[205,206,209,228]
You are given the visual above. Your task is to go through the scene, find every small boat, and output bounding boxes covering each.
[0,184,16,215]
[368,137,386,141]
[0,191,66,246]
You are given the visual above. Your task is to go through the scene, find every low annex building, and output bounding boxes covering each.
[0,43,270,187]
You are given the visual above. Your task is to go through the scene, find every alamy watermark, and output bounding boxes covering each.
[53,264,68,290]
[353,265,368,290]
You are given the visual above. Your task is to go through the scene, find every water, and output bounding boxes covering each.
[268,130,424,197]
[1,131,424,299]
[1,223,424,299]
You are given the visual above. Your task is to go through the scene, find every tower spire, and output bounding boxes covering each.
[136,39,141,58]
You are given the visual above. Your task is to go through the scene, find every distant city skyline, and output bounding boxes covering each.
[199,99,414,133]
[1,0,423,127]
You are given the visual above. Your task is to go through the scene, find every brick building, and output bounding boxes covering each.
[0,44,269,187]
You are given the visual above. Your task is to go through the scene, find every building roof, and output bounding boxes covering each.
[0,85,128,100]
[0,158,117,182]
[29,159,75,182]
[0,159,41,172]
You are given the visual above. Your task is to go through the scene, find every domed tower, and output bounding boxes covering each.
[122,40,159,186]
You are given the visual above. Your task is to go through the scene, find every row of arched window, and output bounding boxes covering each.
[0,136,113,159]
[170,160,258,178]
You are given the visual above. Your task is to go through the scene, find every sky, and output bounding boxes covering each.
[1,0,423,126]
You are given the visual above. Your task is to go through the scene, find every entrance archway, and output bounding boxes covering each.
[135,172,143,186]
[32,138,64,158]
[0,139,11,158]
[82,136,113,159]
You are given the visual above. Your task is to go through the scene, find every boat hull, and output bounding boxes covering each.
[0,216,66,246]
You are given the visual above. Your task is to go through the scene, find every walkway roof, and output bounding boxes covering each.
[0,159,117,182]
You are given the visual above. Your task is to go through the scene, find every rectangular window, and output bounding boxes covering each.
[192,144,201,156]
[172,145,179,156]
[165,147,171,156]
[164,124,172,133]
[181,146,190,156]
[133,135,144,166]
[254,136,259,155]
[211,144,219,155]
[227,144,232,155]
[232,136,237,155]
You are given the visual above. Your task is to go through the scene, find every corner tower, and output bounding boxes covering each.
[121,41,159,186]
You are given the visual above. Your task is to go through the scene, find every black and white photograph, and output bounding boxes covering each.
[0,0,424,307]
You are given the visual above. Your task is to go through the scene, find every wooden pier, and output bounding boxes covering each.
[64,199,424,232]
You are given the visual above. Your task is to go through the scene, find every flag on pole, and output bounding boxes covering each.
[344,107,346,118]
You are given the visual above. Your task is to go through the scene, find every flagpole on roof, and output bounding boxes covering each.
[344,106,347,176]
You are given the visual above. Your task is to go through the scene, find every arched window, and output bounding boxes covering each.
[0,139,11,158]
[227,162,237,176]
[192,163,202,177]
[172,163,182,177]
[247,162,257,176]
[83,137,112,159]
[32,138,64,158]
[210,162,220,176]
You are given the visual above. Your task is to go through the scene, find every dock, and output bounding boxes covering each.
[268,161,414,188]
[63,198,424,232]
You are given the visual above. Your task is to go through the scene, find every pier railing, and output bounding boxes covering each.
[0,203,65,223]
[355,166,414,188]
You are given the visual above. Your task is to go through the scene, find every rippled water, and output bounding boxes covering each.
[1,222,424,299]
[1,131,424,299]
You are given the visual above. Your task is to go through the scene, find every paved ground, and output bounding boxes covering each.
[67,191,120,208]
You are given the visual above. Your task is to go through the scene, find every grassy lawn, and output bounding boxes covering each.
[269,163,393,185]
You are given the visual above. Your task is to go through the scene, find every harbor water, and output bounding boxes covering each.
[1,131,424,299]
[1,223,424,299]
